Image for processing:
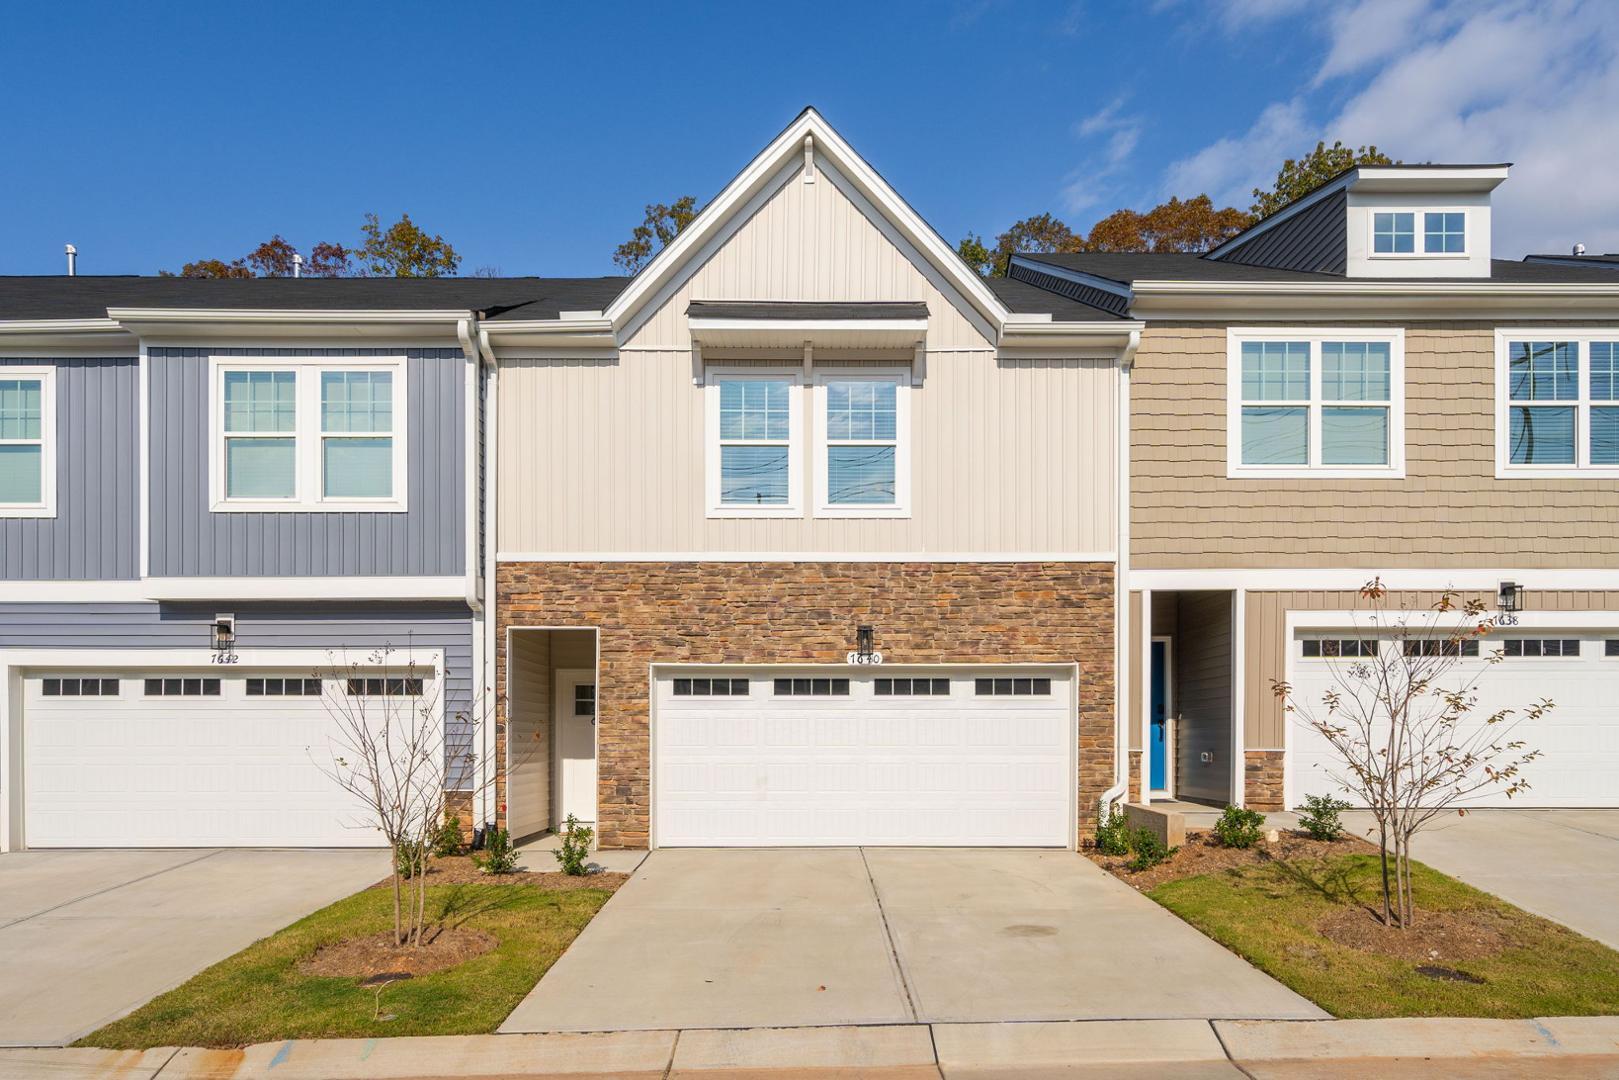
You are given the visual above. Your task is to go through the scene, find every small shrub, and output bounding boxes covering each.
[393,840,426,879]
[1094,806,1131,856]
[1297,793,1350,841]
[1213,805,1266,849]
[431,813,465,858]
[1125,827,1176,871]
[472,826,518,874]
[554,814,595,876]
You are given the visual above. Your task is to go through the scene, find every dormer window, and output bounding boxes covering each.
[1372,210,1467,257]
[1373,212,1415,254]
[1424,212,1466,254]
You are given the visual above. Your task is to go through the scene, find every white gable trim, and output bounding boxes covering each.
[602,108,1012,338]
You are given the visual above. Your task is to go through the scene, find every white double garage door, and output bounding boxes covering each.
[652,667,1076,847]
[21,665,430,848]
[1289,630,1619,809]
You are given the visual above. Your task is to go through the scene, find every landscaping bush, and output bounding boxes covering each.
[1125,826,1176,871]
[554,814,595,876]
[1297,793,1350,841]
[431,813,465,858]
[1213,805,1266,849]
[1094,805,1131,856]
[393,840,426,879]
[472,826,518,875]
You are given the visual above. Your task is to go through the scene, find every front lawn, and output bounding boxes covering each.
[82,877,620,1049]
[1138,842,1619,1018]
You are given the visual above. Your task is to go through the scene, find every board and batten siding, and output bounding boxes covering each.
[505,629,551,839]
[1,357,139,581]
[1173,591,1232,804]
[147,347,467,577]
[1132,322,1619,569]
[497,351,1116,555]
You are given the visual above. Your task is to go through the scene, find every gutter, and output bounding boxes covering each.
[1097,328,1141,828]
[455,317,483,618]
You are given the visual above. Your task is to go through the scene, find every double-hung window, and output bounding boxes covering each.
[1497,332,1619,476]
[1372,210,1466,256]
[1228,330,1404,477]
[816,372,909,516]
[707,370,801,516]
[212,357,406,511]
[0,367,53,517]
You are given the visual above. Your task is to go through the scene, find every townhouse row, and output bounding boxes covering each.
[4,109,1617,851]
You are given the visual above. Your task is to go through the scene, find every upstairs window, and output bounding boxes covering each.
[1373,212,1414,254]
[816,373,909,516]
[1373,210,1466,256]
[1424,212,1466,253]
[212,358,407,512]
[0,369,54,518]
[1497,333,1619,476]
[1229,331,1404,477]
[707,372,801,516]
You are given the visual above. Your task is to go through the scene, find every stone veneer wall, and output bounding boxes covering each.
[1245,749,1285,811]
[1127,750,1143,802]
[497,561,1116,849]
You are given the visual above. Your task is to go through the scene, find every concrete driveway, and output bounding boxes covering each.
[0,848,388,1047]
[501,847,1323,1033]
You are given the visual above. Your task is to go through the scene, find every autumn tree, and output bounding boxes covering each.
[173,258,253,279]
[356,212,460,278]
[613,195,699,273]
[1083,195,1253,253]
[1251,140,1396,219]
[956,233,994,277]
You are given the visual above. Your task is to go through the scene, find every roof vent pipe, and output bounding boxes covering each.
[65,244,76,276]
[292,252,303,278]
[1574,243,1587,256]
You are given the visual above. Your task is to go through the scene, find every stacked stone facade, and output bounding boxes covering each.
[496,561,1116,849]
[1244,749,1285,811]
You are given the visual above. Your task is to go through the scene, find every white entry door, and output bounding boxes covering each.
[653,667,1074,847]
[554,669,597,825]
[1288,631,1619,808]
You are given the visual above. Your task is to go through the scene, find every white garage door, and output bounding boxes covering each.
[654,667,1074,847]
[23,668,429,847]
[1288,632,1619,809]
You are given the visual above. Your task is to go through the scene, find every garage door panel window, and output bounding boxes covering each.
[975,677,1052,696]
[1301,639,1378,658]
[1402,639,1480,657]
[247,677,323,696]
[672,677,750,696]
[1502,638,1581,657]
[346,677,424,696]
[41,677,119,697]
[875,677,950,696]
[145,677,222,697]
[774,677,850,696]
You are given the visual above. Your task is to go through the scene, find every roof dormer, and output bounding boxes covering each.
[1208,164,1510,279]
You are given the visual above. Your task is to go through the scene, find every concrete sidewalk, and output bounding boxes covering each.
[9,1017,1619,1078]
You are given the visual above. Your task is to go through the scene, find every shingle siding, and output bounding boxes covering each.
[1217,190,1347,274]
[146,347,467,578]
[0,357,139,581]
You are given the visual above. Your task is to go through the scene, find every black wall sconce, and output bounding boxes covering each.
[1498,581,1523,613]
[855,625,875,661]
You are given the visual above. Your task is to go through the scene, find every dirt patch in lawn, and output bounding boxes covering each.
[373,856,628,891]
[1086,829,1380,890]
[1318,905,1516,966]
[299,927,498,980]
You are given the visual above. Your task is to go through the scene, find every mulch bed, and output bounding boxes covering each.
[1318,905,1516,965]
[1085,829,1379,891]
[298,927,499,980]
[372,855,628,891]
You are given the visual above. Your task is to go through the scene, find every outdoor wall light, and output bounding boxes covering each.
[856,625,876,661]
[1498,581,1523,613]
[212,613,236,651]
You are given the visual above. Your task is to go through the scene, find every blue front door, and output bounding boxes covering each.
[1150,640,1168,792]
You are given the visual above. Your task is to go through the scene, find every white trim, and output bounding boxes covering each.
[0,366,55,518]
[496,551,1119,563]
[1226,327,1406,479]
[1493,328,1619,479]
[689,317,929,334]
[109,308,473,326]
[208,354,409,513]
[1231,588,1246,808]
[1291,608,1619,631]
[138,344,150,577]
[1150,633,1175,799]
[812,368,911,518]
[141,575,468,601]
[478,329,501,828]
[1131,568,1619,591]
[704,366,804,518]
[1367,208,1470,261]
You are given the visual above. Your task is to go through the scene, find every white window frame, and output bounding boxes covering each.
[209,355,408,513]
[1494,329,1619,479]
[704,366,803,518]
[813,368,911,519]
[1226,328,1406,479]
[0,366,55,519]
[1369,208,1469,260]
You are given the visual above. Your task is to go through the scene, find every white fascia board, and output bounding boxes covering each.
[1350,165,1510,193]
[108,308,474,324]
[0,646,445,670]
[1131,568,1619,591]
[479,317,616,351]
[997,320,1144,350]
[601,109,1011,334]
[0,319,137,352]
[1129,282,1619,320]
[110,308,474,343]
[141,575,469,601]
[688,317,928,334]
[1007,255,1134,299]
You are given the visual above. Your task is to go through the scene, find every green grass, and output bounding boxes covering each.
[80,883,615,1049]
[1150,852,1619,1018]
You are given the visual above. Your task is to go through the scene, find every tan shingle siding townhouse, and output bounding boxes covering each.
[2,109,1616,854]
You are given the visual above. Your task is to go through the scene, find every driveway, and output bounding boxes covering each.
[501,847,1323,1033]
[0,848,388,1047]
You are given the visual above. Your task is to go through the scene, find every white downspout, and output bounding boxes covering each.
[1097,328,1141,827]
[455,317,490,830]
[477,327,501,833]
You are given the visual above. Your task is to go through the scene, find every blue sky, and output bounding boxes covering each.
[3,0,1616,277]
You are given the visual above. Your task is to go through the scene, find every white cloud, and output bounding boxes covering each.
[1162,0,1619,255]
[1064,97,1145,214]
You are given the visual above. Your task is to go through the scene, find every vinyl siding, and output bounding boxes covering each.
[0,357,138,581]
[147,347,467,577]
[1132,322,1619,568]
[1173,591,1232,804]
[506,629,551,838]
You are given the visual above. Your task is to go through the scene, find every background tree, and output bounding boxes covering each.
[173,257,253,279]
[956,233,994,277]
[244,235,299,277]
[1083,195,1254,253]
[305,240,352,277]
[356,212,460,277]
[613,195,699,273]
[1272,581,1547,929]
[1250,140,1395,219]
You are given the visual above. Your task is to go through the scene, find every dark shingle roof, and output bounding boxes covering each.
[1015,253,1619,286]
[1523,253,1619,268]
[982,275,1127,320]
[686,300,928,320]
[0,276,631,322]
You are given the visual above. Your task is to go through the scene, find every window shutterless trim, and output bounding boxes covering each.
[0,366,56,519]
[208,355,408,513]
[1494,330,1619,478]
[812,368,912,519]
[704,366,804,518]
[1226,328,1406,479]
[1367,207,1470,260]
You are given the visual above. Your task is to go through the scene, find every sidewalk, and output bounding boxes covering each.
[7,1017,1618,1079]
